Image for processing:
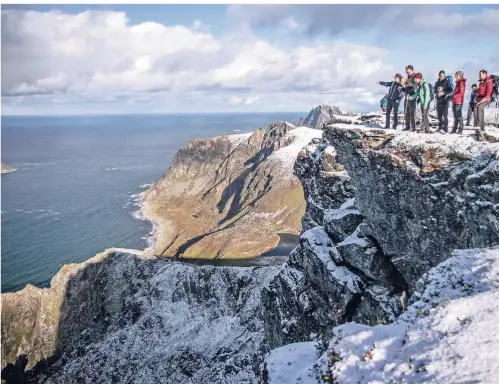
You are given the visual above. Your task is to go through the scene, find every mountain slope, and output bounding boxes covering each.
[142,122,320,259]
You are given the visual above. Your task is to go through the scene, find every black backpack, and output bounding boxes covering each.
[491,75,498,103]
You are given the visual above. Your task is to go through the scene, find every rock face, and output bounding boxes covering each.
[3,116,499,383]
[1,249,279,383]
[1,162,16,174]
[328,125,499,287]
[143,121,320,259]
[294,104,356,129]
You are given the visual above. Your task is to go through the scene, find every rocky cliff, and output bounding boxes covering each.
[2,249,279,383]
[3,117,499,383]
[142,121,320,259]
[1,162,16,174]
[293,104,357,129]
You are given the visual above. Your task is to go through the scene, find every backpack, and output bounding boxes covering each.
[380,95,388,108]
[426,82,435,101]
[490,75,498,103]
[446,75,454,94]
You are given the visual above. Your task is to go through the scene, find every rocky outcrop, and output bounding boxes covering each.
[1,162,16,174]
[143,121,320,259]
[1,249,279,383]
[328,125,499,287]
[262,122,499,349]
[294,104,357,129]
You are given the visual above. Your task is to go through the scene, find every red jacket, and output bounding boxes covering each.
[452,78,466,105]
[477,76,493,103]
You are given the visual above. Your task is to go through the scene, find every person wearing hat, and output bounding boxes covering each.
[402,65,418,132]
[377,73,404,129]
[434,70,453,133]
[414,73,431,133]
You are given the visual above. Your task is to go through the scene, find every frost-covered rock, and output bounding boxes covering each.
[1,249,279,383]
[265,246,499,384]
[327,124,499,287]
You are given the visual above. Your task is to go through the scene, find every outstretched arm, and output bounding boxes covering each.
[378,81,391,87]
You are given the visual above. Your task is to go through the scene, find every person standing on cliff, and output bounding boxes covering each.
[475,69,494,133]
[402,65,417,132]
[414,73,431,133]
[377,73,403,129]
[466,84,478,127]
[451,71,466,134]
[434,70,453,133]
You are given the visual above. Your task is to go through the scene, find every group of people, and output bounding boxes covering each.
[377,65,497,134]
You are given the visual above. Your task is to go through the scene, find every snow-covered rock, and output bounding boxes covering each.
[265,246,499,384]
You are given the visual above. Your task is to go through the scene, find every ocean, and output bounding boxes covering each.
[1,112,303,293]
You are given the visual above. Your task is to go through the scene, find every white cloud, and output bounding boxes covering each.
[229,95,260,105]
[1,9,397,114]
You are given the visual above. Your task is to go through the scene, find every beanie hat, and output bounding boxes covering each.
[395,73,402,80]
[414,73,423,80]
[405,65,413,71]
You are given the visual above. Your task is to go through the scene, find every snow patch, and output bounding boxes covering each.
[266,246,499,384]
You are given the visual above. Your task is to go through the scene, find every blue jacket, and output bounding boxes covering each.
[379,81,403,102]
[469,91,477,105]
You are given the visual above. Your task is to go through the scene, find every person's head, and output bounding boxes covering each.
[455,71,464,80]
[439,70,445,80]
[405,65,414,75]
[394,73,402,83]
[479,70,487,80]
[414,73,423,85]
[472,83,478,92]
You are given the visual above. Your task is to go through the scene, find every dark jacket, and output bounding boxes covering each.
[452,78,466,105]
[477,76,494,103]
[379,81,403,101]
[434,77,453,104]
[402,73,418,101]
[469,91,477,105]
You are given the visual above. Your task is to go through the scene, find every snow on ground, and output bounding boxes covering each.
[269,126,322,170]
[266,246,499,384]
[225,132,254,147]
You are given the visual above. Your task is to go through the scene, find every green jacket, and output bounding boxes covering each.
[418,80,431,109]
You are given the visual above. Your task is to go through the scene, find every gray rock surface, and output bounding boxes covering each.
[326,124,499,287]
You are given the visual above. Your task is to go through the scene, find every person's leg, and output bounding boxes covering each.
[451,104,458,133]
[422,106,429,133]
[404,98,410,131]
[385,99,393,129]
[466,104,473,126]
[393,102,399,129]
[442,101,449,132]
[437,103,443,130]
[409,100,416,131]
[456,104,464,134]
[477,102,489,131]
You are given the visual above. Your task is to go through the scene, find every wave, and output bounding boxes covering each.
[4,208,61,219]
[105,168,119,171]
[125,189,159,252]
[139,183,153,189]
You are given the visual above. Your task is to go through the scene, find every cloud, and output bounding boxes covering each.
[229,95,260,105]
[227,4,499,37]
[413,8,499,34]
[1,8,394,114]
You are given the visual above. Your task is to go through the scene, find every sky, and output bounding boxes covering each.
[1,4,499,115]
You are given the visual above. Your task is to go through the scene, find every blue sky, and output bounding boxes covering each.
[2,4,499,115]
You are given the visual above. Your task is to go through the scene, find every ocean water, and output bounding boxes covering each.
[1,112,303,293]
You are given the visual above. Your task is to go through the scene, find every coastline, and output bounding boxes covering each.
[134,190,175,257]
[1,168,17,174]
